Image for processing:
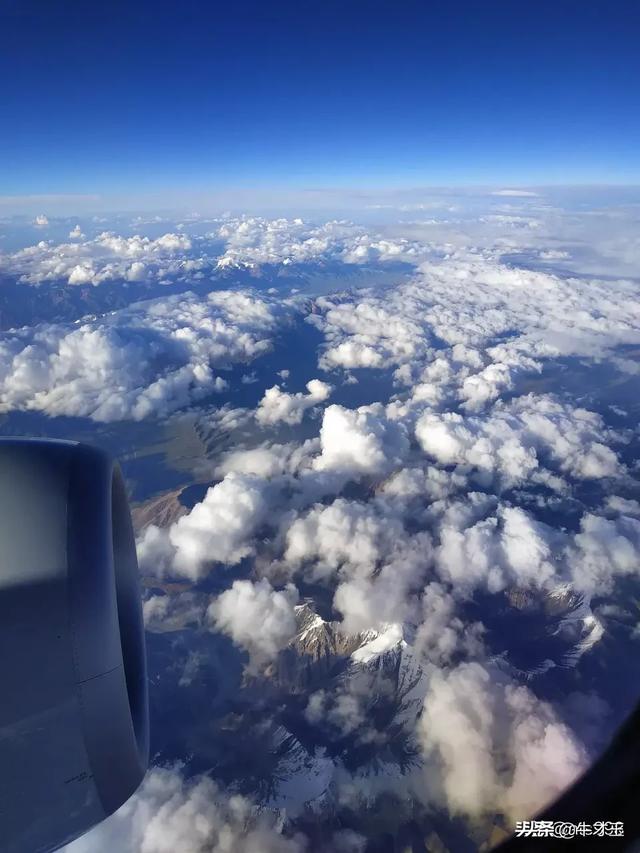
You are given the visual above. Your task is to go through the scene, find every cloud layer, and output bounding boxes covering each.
[0,290,294,420]
[2,209,638,849]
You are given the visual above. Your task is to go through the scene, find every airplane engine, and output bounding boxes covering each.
[0,439,149,853]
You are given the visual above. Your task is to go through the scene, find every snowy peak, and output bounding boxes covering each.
[351,623,407,664]
[292,603,365,659]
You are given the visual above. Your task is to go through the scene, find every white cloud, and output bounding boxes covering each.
[0,290,293,421]
[283,498,405,581]
[216,216,423,270]
[216,442,301,479]
[208,578,299,668]
[311,257,640,411]
[567,513,640,595]
[491,189,540,198]
[313,403,409,478]
[539,248,570,261]
[419,663,587,823]
[33,214,49,227]
[414,582,485,666]
[378,464,469,506]
[137,416,418,586]
[604,495,640,519]
[310,294,431,372]
[305,685,371,741]
[415,393,621,489]
[435,505,558,594]
[2,230,198,285]
[63,765,306,853]
[333,532,433,634]
[279,494,435,633]
[256,379,332,426]
[138,473,270,581]
[430,496,640,599]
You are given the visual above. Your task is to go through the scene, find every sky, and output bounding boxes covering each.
[1,0,639,208]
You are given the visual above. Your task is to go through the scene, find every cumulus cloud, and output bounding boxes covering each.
[216,217,423,270]
[333,532,433,634]
[310,294,432,372]
[208,578,299,668]
[311,257,640,410]
[280,494,434,632]
[428,491,640,601]
[256,379,332,426]
[435,505,559,594]
[138,473,270,581]
[418,663,587,823]
[2,216,429,290]
[415,393,621,489]
[567,513,640,595]
[283,498,405,582]
[313,403,409,478]
[217,442,301,479]
[2,230,197,285]
[604,495,640,519]
[137,410,414,586]
[0,290,293,421]
[63,765,306,853]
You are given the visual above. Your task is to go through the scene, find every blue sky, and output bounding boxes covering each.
[1,0,639,202]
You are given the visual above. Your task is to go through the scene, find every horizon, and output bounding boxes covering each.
[3,183,640,218]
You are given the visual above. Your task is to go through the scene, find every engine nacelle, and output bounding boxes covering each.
[0,439,148,853]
